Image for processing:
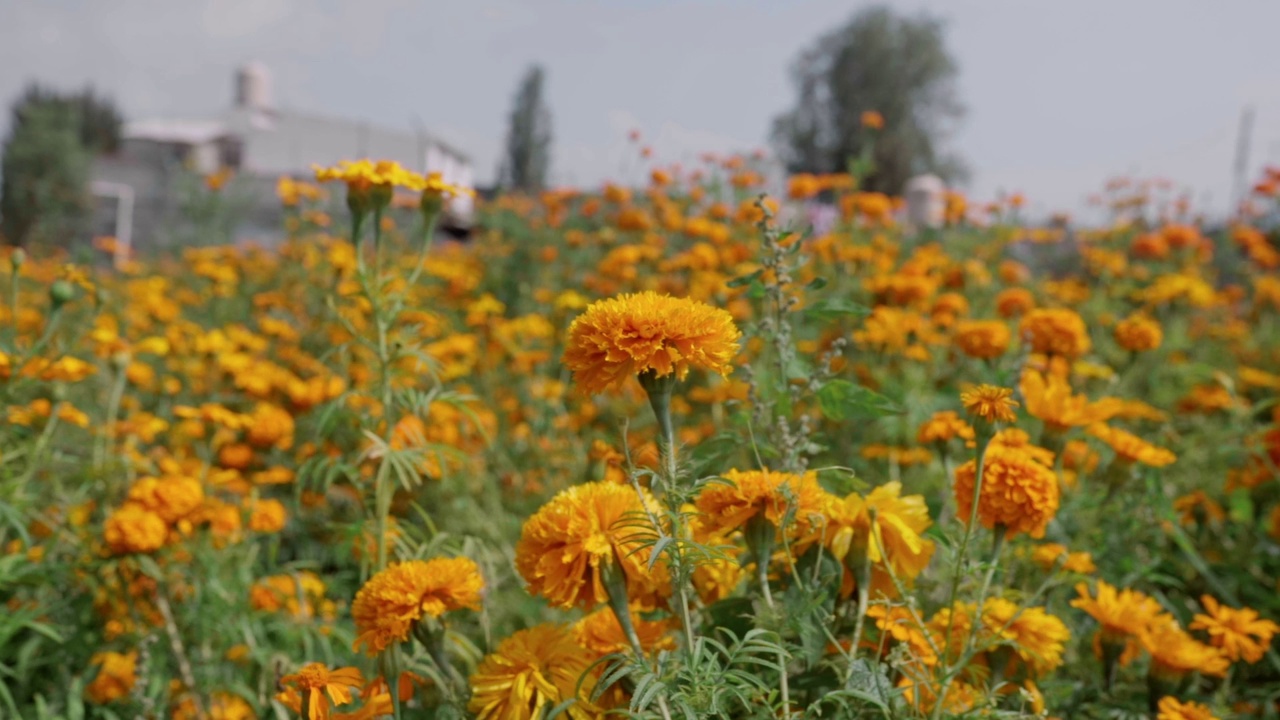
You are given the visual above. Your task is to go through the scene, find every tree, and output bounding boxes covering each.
[771,6,965,194]
[499,65,552,192]
[0,83,121,246]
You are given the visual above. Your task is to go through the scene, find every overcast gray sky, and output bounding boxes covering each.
[3,0,1280,218]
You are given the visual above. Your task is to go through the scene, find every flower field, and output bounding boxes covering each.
[4,154,1280,720]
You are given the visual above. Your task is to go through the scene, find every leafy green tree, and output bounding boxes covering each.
[0,84,121,246]
[499,65,552,192]
[771,5,965,194]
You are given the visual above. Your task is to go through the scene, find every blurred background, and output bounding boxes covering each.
[2,0,1280,250]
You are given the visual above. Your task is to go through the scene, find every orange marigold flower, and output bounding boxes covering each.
[469,623,604,720]
[953,445,1059,538]
[1088,423,1176,467]
[1019,369,1120,433]
[351,557,484,654]
[917,411,975,445]
[572,607,676,657]
[960,384,1019,423]
[516,482,668,610]
[246,401,295,450]
[1156,696,1219,720]
[104,504,168,555]
[825,481,935,583]
[562,291,741,395]
[1114,314,1163,352]
[1019,308,1092,358]
[861,110,885,129]
[85,651,137,704]
[995,287,1036,318]
[1143,619,1229,680]
[1189,595,1280,664]
[1071,580,1171,664]
[953,320,1011,359]
[1032,543,1096,574]
[695,468,829,538]
[277,664,365,720]
[247,498,287,533]
[980,597,1071,677]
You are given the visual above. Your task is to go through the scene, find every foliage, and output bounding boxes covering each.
[499,65,553,192]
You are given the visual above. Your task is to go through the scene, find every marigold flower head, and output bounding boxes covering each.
[996,287,1036,318]
[126,475,204,524]
[246,401,295,450]
[1071,580,1171,656]
[953,444,1059,538]
[516,482,668,611]
[1189,595,1280,663]
[1156,696,1219,720]
[350,557,483,654]
[572,607,676,657]
[953,320,1011,359]
[85,651,137,704]
[825,481,935,583]
[695,468,829,539]
[277,664,365,720]
[1143,619,1229,679]
[1019,369,1120,433]
[1089,423,1176,467]
[562,291,740,395]
[1019,308,1092,358]
[1032,543,1095,574]
[1114,314,1163,352]
[469,623,603,720]
[917,410,975,445]
[979,597,1071,677]
[861,110,885,129]
[960,384,1019,423]
[104,504,168,555]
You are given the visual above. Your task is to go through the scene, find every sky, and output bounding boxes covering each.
[3,0,1280,219]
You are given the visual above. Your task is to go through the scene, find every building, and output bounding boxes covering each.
[92,62,473,258]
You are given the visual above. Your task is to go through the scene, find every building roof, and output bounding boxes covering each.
[124,118,229,145]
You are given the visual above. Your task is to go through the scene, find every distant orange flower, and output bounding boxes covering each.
[953,445,1059,538]
[277,664,365,720]
[351,557,484,654]
[1190,595,1280,663]
[953,320,1011,359]
[1019,308,1092,358]
[861,110,885,129]
[960,385,1019,423]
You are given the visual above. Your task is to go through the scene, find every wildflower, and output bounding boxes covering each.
[861,110,885,129]
[1189,595,1280,663]
[1143,620,1229,680]
[572,607,676,657]
[351,557,484,654]
[916,411,975,445]
[103,504,167,554]
[247,498,287,533]
[1173,491,1225,526]
[1156,696,1219,720]
[515,482,668,611]
[825,482,935,583]
[1032,543,1096,574]
[953,320,1011,359]
[1089,424,1176,467]
[126,475,204,524]
[469,624,603,720]
[277,664,365,720]
[85,651,137,704]
[996,287,1036,318]
[980,597,1071,676]
[172,692,255,720]
[246,402,295,450]
[562,291,740,395]
[1019,369,1119,433]
[960,384,1019,423]
[695,468,829,539]
[1019,308,1092,358]
[953,444,1059,538]
[1071,580,1171,665]
[1114,314,1163,352]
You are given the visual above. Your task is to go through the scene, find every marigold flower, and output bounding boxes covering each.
[126,475,204,524]
[1156,696,1219,720]
[351,557,484,654]
[917,410,975,445]
[1088,423,1176,467]
[246,402,295,450]
[572,607,676,657]
[247,497,287,533]
[960,384,1019,423]
[1019,369,1120,433]
[1189,595,1280,663]
[953,320,1011,359]
[562,291,741,395]
[861,110,885,129]
[1032,543,1095,574]
[1071,580,1171,662]
[1019,308,1092,358]
[1114,314,1163,352]
[825,481,935,583]
[172,692,255,720]
[469,624,603,720]
[979,597,1071,676]
[995,287,1036,318]
[695,468,829,538]
[516,482,668,610]
[104,504,168,555]
[953,445,1059,538]
[85,651,137,704]
[1143,619,1229,679]
[277,664,365,720]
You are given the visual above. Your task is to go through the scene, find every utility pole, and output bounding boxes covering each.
[1231,105,1255,219]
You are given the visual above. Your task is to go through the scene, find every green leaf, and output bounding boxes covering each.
[726,269,763,288]
[816,379,900,421]
[803,297,870,321]
[805,277,828,290]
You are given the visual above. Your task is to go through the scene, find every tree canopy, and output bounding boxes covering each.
[499,65,552,192]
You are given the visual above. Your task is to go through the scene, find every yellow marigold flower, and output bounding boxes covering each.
[825,481,935,582]
[1143,619,1229,679]
[953,319,1011,359]
[246,402,295,450]
[1088,423,1176,467]
[247,498,287,533]
[85,651,137,704]
[1114,314,1163,352]
[1156,696,1219,720]
[1019,308,1092,358]
[1173,491,1225,527]
[1019,369,1120,433]
[695,468,829,538]
[1189,595,1280,664]
[516,482,668,611]
[172,692,255,720]
[1071,580,1171,659]
[351,557,484,654]
[313,159,418,192]
[572,607,676,657]
[861,110,885,129]
[980,597,1071,677]
[917,410,975,445]
[469,624,603,720]
[104,504,167,555]
[562,291,741,395]
[126,475,204,524]
[1032,543,1095,574]
[867,604,938,665]
[960,384,1019,424]
[996,287,1036,318]
[277,663,364,720]
[953,445,1059,538]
